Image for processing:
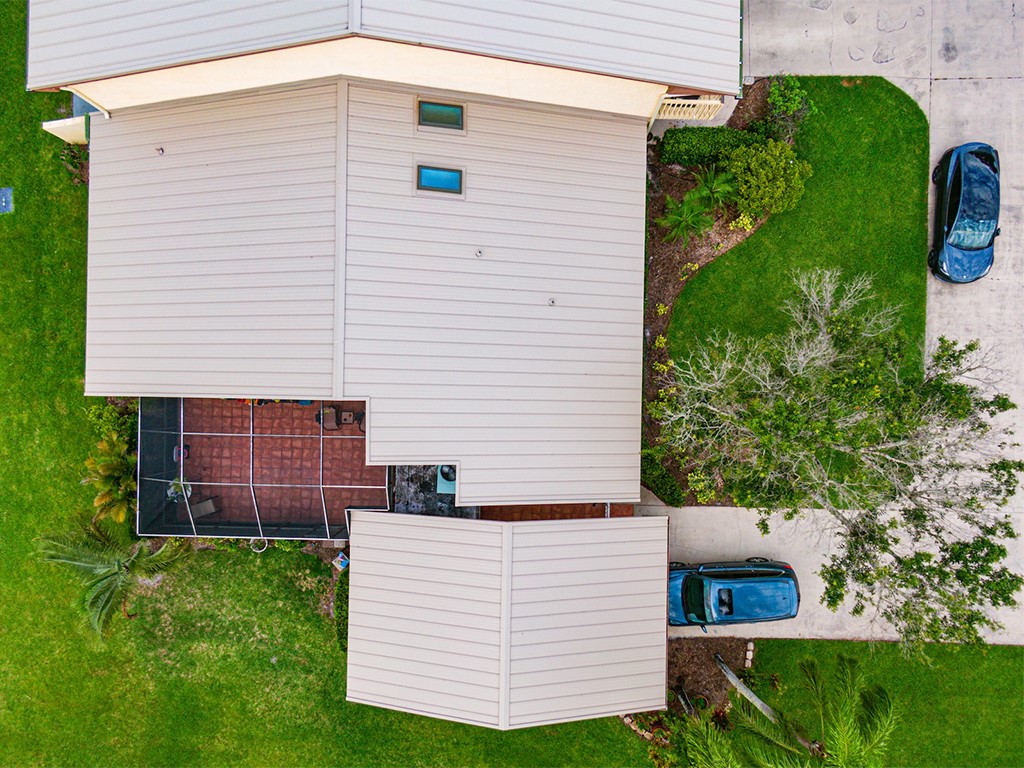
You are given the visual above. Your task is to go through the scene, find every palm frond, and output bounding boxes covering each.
[38,533,122,575]
[82,569,130,635]
[797,657,828,744]
[134,537,194,578]
[733,698,806,757]
[858,684,899,761]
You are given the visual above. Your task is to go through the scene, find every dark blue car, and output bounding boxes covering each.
[930,142,1001,283]
[668,559,799,628]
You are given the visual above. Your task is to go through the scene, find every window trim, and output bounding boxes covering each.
[416,99,467,135]
[414,163,466,198]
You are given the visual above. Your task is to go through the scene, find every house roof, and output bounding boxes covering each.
[346,511,668,729]
[85,80,645,506]
[27,0,741,96]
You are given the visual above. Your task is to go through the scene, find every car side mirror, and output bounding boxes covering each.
[996,227,1001,237]
[700,625,708,634]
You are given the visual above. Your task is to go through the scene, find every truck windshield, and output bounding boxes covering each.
[683,576,708,623]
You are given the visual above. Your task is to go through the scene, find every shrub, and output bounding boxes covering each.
[656,193,714,248]
[660,127,760,166]
[335,566,350,651]
[640,445,687,506]
[691,166,737,211]
[83,432,138,525]
[746,117,782,142]
[767,74,817,141]
[87,400,138,447]
[273,539,310,554]
[725,140,812,219]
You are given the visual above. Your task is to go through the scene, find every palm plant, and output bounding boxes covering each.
[39,521,194,635]
[691,166,737,212]
[733,656,898,768]
[652,655,897,768]
[83,432,137,525]
[656,193,714,248]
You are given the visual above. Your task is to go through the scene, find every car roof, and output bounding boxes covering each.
[705,577,798,622]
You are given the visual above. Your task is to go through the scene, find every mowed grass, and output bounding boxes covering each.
[668,77,929,368]
[0,8,647,766]
[751,640,1024,768]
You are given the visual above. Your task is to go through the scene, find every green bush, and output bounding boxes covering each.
[273,539,310,554]
[640,445,687,506]
[656,193,714,248]
[87,401,138,446]
[335,566,350,651]
[726,140,812,218]
[660,127,760,166]
[767,74,817,141]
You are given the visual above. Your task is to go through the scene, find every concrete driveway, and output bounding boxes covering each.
[647,1,1023,643]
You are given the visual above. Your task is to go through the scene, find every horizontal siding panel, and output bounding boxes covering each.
[347,637,498,674]
[511,605,666,632]
[346,676,499,717]
[27,0,348,89]
[359,0,739,94]
[510,645,666,675]
[350,599,500,633]
[85,85,337,397]
[508,698,665,728]
[512,657,665,688]
[347,649,500,687]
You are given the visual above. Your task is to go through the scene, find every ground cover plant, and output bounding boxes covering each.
[749,640,1024,768]
[0,8,648,765]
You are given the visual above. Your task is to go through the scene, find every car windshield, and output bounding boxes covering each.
[949,217,997,250]
[683,576,708,623]
[949,151,999,251]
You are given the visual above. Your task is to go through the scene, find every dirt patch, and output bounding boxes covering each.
[643,79,773,500]
[666,637,750,712]
[725,78,770,131]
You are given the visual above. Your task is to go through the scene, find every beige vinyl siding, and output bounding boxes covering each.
[27,0,349,90]
[344,85,645,506]
[346,512,667,729]
[361,0,741,95]
[85,83,339,398]
[346,513,505,727]
[507,518,668,727]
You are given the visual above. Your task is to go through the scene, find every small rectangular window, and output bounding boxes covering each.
[417,165,463,195]
[418,101,464,130]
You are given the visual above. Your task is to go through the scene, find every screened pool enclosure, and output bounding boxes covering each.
[137,398,389,540]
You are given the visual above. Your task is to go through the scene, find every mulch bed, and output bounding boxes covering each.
[665,637,749,712]
[641,78,772,501]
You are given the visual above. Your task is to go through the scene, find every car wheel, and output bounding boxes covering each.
[932,165,942,184]
[746,556,769,563]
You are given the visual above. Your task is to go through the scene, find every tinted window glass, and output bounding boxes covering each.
[419,102,464,129]
[417,166,463,194]
[683,576,708,623]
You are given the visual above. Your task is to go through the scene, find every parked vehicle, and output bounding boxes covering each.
[930,142,1001,283]
[668,558,800,628]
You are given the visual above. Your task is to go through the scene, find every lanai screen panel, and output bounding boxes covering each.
[344,85,646,505]
[85,83,339,398]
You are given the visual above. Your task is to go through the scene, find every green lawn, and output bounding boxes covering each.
[0,7,647,766]
[668,77,929,368]
[751,640,1024,768]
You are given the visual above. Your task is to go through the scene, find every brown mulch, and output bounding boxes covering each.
[641,78,772,501]
[666,637,750,713]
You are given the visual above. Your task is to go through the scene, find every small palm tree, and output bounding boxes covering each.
[691,166,737,212]
[734,656,898,768]
[83,432,137,525]
[656,193,714,248]
[39,521,193,635]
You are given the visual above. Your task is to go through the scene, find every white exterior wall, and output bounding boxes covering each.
[343,85,645,506]
[507,518,668,727]
[27,1,740,98]
[361,0,741,95]
[85,83,340,398]
[27,0,348,90]
[346,512,667,730]
[346,513,505,726]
